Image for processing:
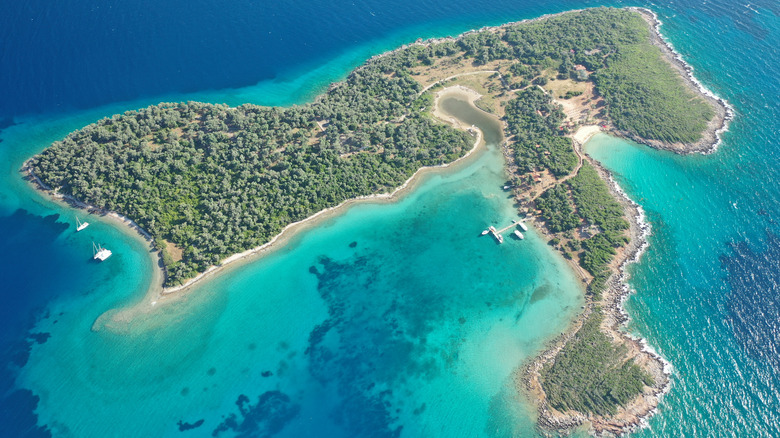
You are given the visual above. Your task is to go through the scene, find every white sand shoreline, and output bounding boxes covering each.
[48,85,493,327]
[160,86,483,295]
[572,124,601,145]
[159,86,487,298]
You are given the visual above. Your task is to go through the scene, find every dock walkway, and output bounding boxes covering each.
[485,219,526,244]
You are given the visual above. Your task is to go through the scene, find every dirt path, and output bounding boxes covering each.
[418,70,501,95]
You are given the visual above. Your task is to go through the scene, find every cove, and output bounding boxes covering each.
[17,94,584,437]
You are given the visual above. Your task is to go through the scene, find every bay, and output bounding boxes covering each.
[1,0,779,436]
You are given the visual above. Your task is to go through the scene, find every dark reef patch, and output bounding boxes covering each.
[529,283,552,304]
[0,390,50,438]
[722,233,780,372]
[0,209,77,438]
[303,252,450,438]
[0,327,52,437]
[0,117,15,143]
[27,333,50,345]
[177,419,205,432]
[212,391,300,437]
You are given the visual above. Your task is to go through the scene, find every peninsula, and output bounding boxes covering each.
[25,7,728,436]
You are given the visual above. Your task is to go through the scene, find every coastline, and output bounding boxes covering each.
[19,7,726,433]
[518,140,672,436]
[517,9,731,435]
[621,7,734,155]
[156,86,488,299]
[25,86,494,328]
[357,6,731,158]
[22,165,166,299]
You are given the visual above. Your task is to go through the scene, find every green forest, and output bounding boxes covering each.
[534,162,630,296]
[30,7,713,285]
[499,8,713,144]
[504,87,579,178]
[31,96,471,283]
[540,310,653,415]
[29,7,714,419]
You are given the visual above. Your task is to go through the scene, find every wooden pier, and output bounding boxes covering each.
[485,220,527,244]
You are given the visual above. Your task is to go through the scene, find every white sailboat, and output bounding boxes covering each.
[76,216,90,231]
[92,242,112,261]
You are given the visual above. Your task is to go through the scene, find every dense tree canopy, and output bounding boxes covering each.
[29,7,713,419]
[31,76,471,283]
[504,87,579,178]
[30,7,714,291]
[541,310,653,415]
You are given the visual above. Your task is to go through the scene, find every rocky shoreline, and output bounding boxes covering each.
[585,160,671,435]
[517,153,671,436]
[618,7,733,155]
[21,7,729,434]
[518,9,732,436]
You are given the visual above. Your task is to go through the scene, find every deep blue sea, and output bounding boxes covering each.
[1,0,778,436]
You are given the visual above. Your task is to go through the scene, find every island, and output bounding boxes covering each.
[24,7,729,436]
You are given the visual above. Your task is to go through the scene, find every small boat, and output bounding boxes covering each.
[92,242,112,261]
[76,216,90,231]
[503,185,511,190]
[481,229,489,236]
[513,230,525,240]
[487,226,503,243]
[517,222,528,231]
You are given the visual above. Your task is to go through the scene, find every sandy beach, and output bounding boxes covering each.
[79,85,496,327]
[21,7,731,432]
[572,124,602,145]
[158,86,488,296]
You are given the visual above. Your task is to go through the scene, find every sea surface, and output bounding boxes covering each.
[0,0,778,437]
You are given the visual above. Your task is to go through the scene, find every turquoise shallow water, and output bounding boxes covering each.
[14,96,584,437]
[2,0,780,436]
